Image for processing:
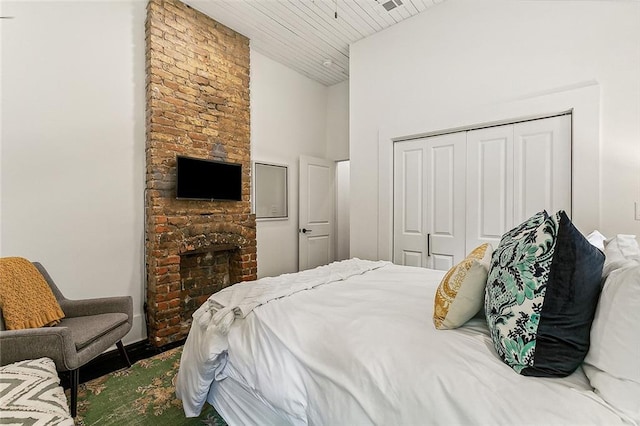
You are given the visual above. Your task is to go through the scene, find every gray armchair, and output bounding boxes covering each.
[0,262,133,417]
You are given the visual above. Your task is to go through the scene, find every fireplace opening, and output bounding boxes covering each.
[179,247,239,327]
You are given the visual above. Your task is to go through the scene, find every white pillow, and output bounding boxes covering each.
[583,264,640,423]
[602,234,640,278]
[585,230,607,251]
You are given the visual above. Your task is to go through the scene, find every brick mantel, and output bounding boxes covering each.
[145,0,256,347]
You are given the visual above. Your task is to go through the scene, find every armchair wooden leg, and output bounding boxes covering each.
[116,340,132,368]
[70,368,79,418]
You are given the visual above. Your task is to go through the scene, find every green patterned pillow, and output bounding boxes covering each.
[484,210,604,377]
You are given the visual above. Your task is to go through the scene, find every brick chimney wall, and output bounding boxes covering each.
[145,0,256,347]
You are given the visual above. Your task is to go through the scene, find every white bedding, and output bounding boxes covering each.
[177,260,628,425]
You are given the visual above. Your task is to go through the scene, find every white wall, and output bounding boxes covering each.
[327,81,351,260]
[326,80,350,161]
[1,1,147,343]
[250,50,329,278]
[1,2,350,339]
[335,160,350,261]
[350,0,640,260]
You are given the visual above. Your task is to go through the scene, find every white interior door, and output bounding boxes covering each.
[393,133,466,270]
[299,155,335,271]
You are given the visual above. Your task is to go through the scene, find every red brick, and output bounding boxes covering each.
[146,0,255,348]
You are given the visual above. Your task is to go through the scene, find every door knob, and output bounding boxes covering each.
[300,228,312,234]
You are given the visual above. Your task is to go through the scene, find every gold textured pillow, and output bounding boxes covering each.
[433,243,493,330]
[0,257,65,330]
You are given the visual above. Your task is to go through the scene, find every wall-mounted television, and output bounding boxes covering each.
[176,155,242,201]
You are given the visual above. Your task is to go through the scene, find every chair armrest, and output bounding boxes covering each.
[0,327,79,371]
[59,296,133,323]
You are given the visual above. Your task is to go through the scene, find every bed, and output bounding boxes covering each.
[175,213,640,425]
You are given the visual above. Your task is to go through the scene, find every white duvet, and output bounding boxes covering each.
[177,260,628,425]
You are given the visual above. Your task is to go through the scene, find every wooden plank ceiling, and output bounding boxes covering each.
[184,0,444,86]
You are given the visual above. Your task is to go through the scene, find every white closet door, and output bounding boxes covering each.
[513,115,571,222]
[393,133,466,270]
[466,126,514,251]
[394,114,571,269]
[466,115,572,250]
[393,140,426,267]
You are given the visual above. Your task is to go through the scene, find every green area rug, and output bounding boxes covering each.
[71,346,227,426]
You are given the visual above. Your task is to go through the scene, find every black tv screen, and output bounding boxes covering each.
[176,156,242,201]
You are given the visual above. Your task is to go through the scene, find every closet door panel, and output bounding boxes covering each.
[393,133,466,270]
[514,115,572,222]
[394,141,427,267]
[466,126,514,251]
[425,133,467,270]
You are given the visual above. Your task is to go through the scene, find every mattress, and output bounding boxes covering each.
[178,261,628,425]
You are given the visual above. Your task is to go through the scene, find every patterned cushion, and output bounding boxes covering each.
[433,243,493,329]
[0,358,73,425]
[485,210,604,377]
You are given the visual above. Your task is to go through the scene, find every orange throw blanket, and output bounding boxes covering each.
[0,257,65,330]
